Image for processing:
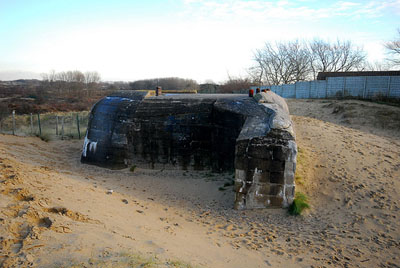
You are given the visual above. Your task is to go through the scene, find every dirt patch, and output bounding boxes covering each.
[287,99,400,138]
[45,207,95,223]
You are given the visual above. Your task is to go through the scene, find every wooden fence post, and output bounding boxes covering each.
[37,113,42,136]
[30,113,33,134]
[70,113,73,136]
[12,110,15,135]
[76,114,81,139]
[56,115,59,135]
[61,116,65,139]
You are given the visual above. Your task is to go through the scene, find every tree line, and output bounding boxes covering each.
[41,70,101,87]
[129,77,199,91]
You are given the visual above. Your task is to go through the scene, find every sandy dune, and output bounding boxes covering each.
[1,99,399,267]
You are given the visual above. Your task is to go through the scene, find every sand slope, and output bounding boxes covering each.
[1,99,399,267]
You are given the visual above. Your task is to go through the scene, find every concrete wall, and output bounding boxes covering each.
[254,76,400,99]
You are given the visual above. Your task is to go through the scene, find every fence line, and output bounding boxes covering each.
[0,111,90,140]
[253,76,400,99]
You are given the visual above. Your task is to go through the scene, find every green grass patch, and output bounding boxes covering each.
[129,165,137,172]
[288,192,310,216]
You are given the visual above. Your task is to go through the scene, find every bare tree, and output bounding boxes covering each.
[41,69,56,82]
[362,61,392,71]
[252,40,312,85]
[384,28,400,67]
[251,39,366,85]
[41,73,49,82]
[309,39,366,79]
[247,65,264,86]
[48,70,57,82]
[84,71,101,84]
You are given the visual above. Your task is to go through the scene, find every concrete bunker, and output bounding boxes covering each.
[81,91,297,209]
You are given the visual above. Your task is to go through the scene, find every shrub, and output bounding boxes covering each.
[130,165,137,172]
[288,192,310,216]
[37,133,51,142]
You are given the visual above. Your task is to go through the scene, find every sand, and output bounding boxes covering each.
[1,98,399,267]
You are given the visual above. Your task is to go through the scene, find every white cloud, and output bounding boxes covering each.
[180,0,395,22]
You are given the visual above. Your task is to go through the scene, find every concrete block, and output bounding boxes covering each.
[259,171,270,183]
[270,160,285,172]
[247,144,273,159]
[255,183,270,195]
[269,196,284,207]
[248,157,270,171]
[235,169,246,181]
[253,194,270,207]
[234,180,244,192]
[284,171,295,185]
[270,172,285,184]
[285,185,295,199]
[235,155,248,170]
[272,146,285,161]
[235,140,249,156]
[269,184,284,196]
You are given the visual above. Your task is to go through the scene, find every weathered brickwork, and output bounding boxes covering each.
[234,131,297,209]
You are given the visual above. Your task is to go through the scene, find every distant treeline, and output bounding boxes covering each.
[129,77,199,91]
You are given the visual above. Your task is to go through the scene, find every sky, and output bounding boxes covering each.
[0,0,399,83]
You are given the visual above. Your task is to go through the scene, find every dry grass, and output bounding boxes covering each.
[0,111,89,139]
[63,252,195,268]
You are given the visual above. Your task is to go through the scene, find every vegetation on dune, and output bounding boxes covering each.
[65,252,194,268]
[288,192,310,216]
[37,133,51,142]
[129,165,137,172]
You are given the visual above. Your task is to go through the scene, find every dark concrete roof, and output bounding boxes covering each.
[317,71,400,80]
[147,93,247,100]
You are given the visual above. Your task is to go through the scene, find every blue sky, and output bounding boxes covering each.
[0,0,399,82]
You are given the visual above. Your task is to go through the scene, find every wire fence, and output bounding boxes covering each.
[0,111,90,141]
[252,76,400,99]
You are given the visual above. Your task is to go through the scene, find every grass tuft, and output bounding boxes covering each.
[37,133,51,142]
[295,175,304,185]
[129,165,137,172]
[288,192,310,216]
